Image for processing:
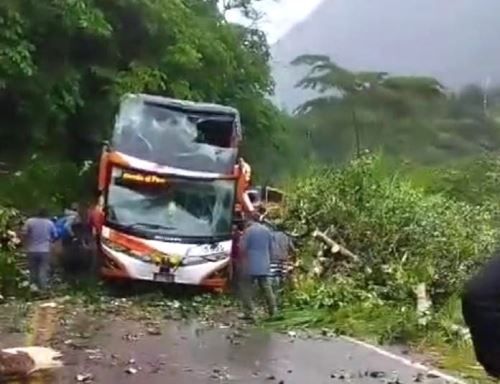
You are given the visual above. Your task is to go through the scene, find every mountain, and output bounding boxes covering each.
[271,0,500,111]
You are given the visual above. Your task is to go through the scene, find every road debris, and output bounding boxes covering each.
[384,372,404,384]
[85,349,103,361]
[209,366,231,380]
[414,372,424,382]
[126,367,138,375]
[123,333,141,342]
[76,373,93,382]
[0,295,467,384]
[146,326,162,336]
[330,370,353,380]
[368,370,387,378]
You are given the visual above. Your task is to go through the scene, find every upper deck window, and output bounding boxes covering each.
[111,95,240,174]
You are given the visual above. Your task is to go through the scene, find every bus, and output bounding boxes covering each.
[95,94,253,290]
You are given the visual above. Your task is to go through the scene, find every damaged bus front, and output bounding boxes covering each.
[97,94,249,289]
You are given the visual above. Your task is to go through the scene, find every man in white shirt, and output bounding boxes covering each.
[22,208,57,291]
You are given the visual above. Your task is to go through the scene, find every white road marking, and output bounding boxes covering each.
[341,336,469,384]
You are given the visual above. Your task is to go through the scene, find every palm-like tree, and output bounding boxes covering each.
[290,55,448,160]
[292,54,446,115]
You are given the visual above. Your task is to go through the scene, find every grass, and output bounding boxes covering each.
[420,341,493,383]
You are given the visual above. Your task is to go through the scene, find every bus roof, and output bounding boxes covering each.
[122,93,240,116]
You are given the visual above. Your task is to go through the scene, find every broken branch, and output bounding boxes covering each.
[312,230,360,262]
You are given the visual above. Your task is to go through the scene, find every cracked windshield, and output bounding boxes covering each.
[107,167,234,239]
[1,0,500,383]
[113,95,239,174]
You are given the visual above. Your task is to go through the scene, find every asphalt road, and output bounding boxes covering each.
[18,319,466,384]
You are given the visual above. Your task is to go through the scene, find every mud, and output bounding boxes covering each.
[0,302,459,384]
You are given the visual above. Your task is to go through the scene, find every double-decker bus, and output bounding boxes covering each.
[96,94,253,290]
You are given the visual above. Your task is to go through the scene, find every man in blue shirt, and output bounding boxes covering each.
[238,212,278,320]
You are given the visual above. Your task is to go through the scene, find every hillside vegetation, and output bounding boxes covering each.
[0,2,499,379]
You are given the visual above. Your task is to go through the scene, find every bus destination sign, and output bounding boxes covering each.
[120,171,167,185]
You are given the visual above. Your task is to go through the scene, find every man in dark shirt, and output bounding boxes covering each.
[238,213,278,321]
[230,221,244,291]
[462,251,500,378]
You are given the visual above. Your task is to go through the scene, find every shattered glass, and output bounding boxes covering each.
[111,96,239,174]
[107,167,235,239]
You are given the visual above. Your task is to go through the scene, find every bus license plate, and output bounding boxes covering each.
[153,272,174,283]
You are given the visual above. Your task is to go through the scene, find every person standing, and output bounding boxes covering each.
[238,212,278,321]
[230,221,244,291]
[88,194,104,240]
[21,208,57,292]
[63,202,81,240]
[270,225,296,291]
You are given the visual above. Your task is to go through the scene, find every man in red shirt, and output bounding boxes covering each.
[87,194,105,274]
[88,193,104,236]
[88,205,104,236]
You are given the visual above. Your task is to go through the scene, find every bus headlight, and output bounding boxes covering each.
[102,238,127,253]
[183,253,227,266]
[203,253,227,262]
[102,238,151,262]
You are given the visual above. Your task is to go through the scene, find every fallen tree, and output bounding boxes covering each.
[280,154,498,340]
[312,229,360,262]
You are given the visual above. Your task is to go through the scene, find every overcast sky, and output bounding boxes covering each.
[225,0,323,44]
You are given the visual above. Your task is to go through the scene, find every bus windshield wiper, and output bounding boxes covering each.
[126,222,176,231]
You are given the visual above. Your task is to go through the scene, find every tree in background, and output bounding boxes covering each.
[290,54,500,164]
[292,55,445,114]
[0,0,284,172]
[0,0,294,210]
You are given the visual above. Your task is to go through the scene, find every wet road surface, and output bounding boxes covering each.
[1,318,465,383]
[0,299,468,384]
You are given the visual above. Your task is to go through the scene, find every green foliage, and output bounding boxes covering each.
[273,153,500,368]
[0,0,297,213]
[0,0,287,175]
[413,155,500,209]
[285,154,498,308]
[0,206,24,296]
[292,54,445,114]
[290,54,500,165]
[0,156,95,213]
